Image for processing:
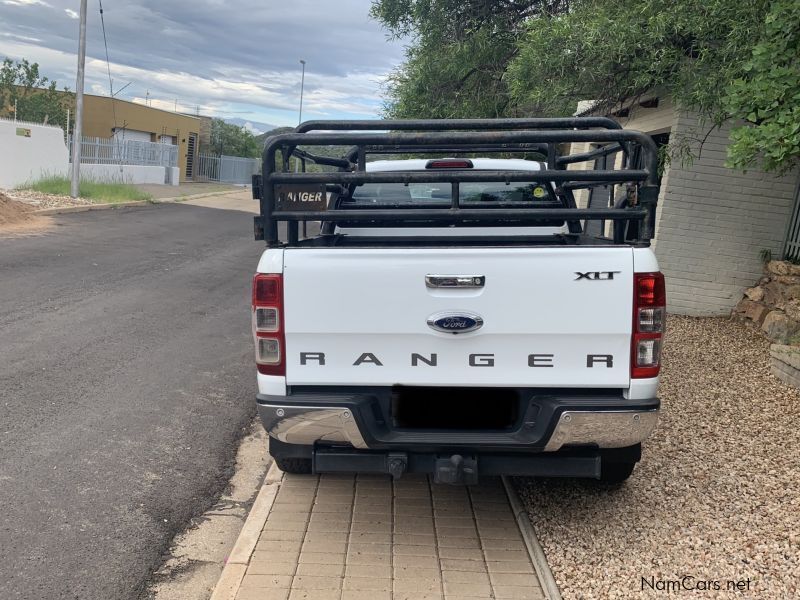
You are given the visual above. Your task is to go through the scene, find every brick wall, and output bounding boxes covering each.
[656,112,799,315]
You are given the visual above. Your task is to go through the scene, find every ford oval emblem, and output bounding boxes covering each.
[427,311,484,334]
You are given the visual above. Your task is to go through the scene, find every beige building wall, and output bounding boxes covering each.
[82,95,201,182]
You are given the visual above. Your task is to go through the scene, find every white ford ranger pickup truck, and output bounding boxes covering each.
[250,118,665,484]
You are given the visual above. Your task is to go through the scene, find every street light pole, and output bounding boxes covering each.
[70,0,88,199]
[298,59,306,126]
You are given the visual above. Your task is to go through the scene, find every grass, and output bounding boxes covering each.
[20,176,152,203]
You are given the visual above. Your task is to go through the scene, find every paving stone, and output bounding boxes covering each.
[393,577,443,593]
[301,539,348,554]
[437,547,484,560]
[344,552,391,567]
[394,593,443,600]
[347,542,392,556]
[394,566,441,580]
[287,590,341,600]
[433,516,477,529]
[238,574,293,589]
[299,551,346,566]
[443,581,492,597]
[436,526,479,539]
[306,521,351,534]
[237,587,291,600]
[291,575,344,590]
[392,533,436,546]
[392,554,438,568]
[342,577,392,591]
[246,561,298,576]
[435,535,482,549]
[442,570,490,584]
[254,539,302,554]
[345,564,392,579]
[295,563,345,577]
[341,591,390,600]
[260,529,306,542]
[347,531,391,544]
[490,572,541,587]
[482,548,531,562]
[440,558,488,572]
[485,560,535,574]
[493,584,544,598]
[252,550,301,565]
[392,543,437,557]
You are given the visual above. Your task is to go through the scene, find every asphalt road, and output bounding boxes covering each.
[0,199,263,599]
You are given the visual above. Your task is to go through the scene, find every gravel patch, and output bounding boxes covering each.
[1,188,92,209]
[516,316,799,599]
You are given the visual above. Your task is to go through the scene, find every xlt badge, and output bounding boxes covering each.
[575,271,621,281]
[427,311,484,334]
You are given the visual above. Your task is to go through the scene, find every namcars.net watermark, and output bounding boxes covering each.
[642,575,753,594]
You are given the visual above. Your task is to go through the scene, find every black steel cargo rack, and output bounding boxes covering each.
[253,118,660,247]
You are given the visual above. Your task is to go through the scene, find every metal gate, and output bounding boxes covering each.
[195,153,259,184]
[185,133,197,180]
[782,176,800,261]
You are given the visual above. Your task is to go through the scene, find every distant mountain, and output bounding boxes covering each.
[225,118,280,136]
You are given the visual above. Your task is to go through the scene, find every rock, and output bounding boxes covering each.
[783,284,800,301]
[775,275,800,285]
[733,298,752,314]
[761,310,800,344]
[744,286,765,302]
[762,281,786,308]
[788,263,800,277]
[785,299,800,321]
[745,301,770,326]
[758,276,771,286]
[771,344,800,370]
[767,260,791,276]
[770,344,800,388]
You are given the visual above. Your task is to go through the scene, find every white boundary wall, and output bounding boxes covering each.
[0,119,68,189]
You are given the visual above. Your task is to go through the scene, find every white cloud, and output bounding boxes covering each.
[0,0,404,126]
[64,8,78,19]
[3,0,51,6]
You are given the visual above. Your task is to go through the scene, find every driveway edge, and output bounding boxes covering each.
[34,189,240,216]
[209,461,283,600]
[502,476,562,600]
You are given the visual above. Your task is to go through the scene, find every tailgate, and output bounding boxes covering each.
[282,247,633,387]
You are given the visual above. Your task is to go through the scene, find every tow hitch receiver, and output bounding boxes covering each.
[434,454,478,485]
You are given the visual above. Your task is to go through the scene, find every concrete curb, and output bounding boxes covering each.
[502,476,563,600]
[209,461,283,600]
[33,189,240,216]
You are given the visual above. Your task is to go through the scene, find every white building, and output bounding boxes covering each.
[572,95,800,316]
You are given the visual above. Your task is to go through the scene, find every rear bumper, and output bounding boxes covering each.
[256,388,659,453]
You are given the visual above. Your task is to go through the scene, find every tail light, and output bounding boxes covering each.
[631,272,666,378]
[252,273,285,376]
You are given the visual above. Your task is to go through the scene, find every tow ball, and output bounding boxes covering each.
[434,454,478,485]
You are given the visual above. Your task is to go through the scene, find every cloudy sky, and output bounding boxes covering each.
[0,0,406,131]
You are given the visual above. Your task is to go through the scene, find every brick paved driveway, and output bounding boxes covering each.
[235,473,546,600]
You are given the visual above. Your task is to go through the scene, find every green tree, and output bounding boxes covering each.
[373,0,800,173]
[0,58,73,131]
[371,0,567,118]
[208,118,260,157]
[725,0,800,174]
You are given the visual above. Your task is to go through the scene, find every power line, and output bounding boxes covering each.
[98,0,117,131]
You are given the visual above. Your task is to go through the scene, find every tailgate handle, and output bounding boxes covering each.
[425,275,485,289]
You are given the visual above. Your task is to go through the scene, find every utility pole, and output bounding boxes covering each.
[298,59,306,125]
[70,0,88,198]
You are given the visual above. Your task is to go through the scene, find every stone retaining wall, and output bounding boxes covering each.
[733,260,800,387]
